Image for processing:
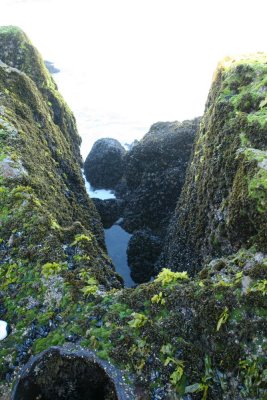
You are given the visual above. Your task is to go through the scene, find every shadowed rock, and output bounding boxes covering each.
[84,138,126,189]
[160,55,267,275]
[11,346,135,400]
[92,198,124,229]
[127,229,162,283]
[122,119,200,233]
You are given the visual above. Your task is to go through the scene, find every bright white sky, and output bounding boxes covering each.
[0,0,266,151]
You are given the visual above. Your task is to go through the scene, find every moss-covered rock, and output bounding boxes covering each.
[0,25,81,163]
[48,249,266,399]
[161,54,267,274]
[0,29,266,400]
[0,26,122,396]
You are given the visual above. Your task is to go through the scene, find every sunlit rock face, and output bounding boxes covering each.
[11,347,134,400]
[0,26,122,397]
[84,138,126,189]
[0,25,82,163]
[161,55,267,275]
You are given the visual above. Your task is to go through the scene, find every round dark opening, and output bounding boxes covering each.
[12,348,121,400]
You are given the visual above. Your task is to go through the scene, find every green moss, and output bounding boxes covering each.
[248,169,267,213]
[41,262,66,278]
[32,331,65,354]
[0,31,266,400]
[0,26,122,396]
[162,53,267,275]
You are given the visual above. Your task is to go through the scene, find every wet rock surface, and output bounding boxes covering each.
[1,27,266,400]
[84,138,126,189]
[93,198,124,229]
[127,229,162,283]
[122,119,199,233]
[87,120,199,283]
[12,346,135,400]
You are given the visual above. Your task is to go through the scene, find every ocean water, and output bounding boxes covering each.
[1,0,221,160]
[2,0,266,161]
[104,224,134,288]
[82,171,133,287]
[82,171,115,200]
[53,66,150,160]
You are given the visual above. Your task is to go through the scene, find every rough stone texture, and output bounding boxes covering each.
[122,119,200,233]
[0,28,266,400]
[0,25,82,164]
[0,26,122,397]
[92,198,124,229]
[12,346,135,400]
[87,119,198,283]
[65,249,266,400]
[127,229,162,283]
[161,55,267,275]
[84,138,126,189]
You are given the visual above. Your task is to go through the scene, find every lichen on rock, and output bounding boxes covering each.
[161,54,267,275]
[0,26,122,396]
[0,27,266,400]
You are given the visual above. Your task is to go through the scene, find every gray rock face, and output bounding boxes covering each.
[11,346,135,400]
[84,138,126,189]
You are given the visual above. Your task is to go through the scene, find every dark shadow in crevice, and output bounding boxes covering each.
[12,346,134,400]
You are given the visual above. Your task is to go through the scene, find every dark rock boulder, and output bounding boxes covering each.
[127,229,162,283]
[92,198,124,229]
[122,119,200,233]
[11,346,135,400]
[84,138,126,189]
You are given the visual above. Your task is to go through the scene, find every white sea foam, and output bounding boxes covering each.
[0,320,8,341]
[82,172,115,200]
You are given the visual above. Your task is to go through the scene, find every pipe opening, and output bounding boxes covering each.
[12,348,122,400]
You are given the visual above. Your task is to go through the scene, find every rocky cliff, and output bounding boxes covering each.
[161,54,267,275]
[0,26,122,396]
[0,27,266,400]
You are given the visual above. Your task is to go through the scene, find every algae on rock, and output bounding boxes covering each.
[0,26,122,396]
[161,54,267,275]
[0,27,266,400]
